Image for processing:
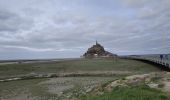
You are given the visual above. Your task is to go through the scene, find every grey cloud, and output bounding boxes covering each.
[0,9,33,32]
[0,0,170,59]
[0,9,20,32]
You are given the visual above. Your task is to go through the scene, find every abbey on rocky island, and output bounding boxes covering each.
[82,41,117,58]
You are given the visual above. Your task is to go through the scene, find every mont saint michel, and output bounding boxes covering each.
[83,41,117,58]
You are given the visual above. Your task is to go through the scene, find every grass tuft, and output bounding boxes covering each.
[82,85,170,100]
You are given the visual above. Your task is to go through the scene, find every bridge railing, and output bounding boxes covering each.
[127,55,170,69]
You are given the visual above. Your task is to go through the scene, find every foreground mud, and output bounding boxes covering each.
[65,72,170,100]
[0,77,115,100]
[1,71,170,100]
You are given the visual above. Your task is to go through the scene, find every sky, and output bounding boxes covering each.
[0,0,170,60]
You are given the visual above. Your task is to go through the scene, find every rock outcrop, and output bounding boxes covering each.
[83,41,117,58]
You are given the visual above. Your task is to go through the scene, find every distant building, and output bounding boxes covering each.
[82,41,117,58]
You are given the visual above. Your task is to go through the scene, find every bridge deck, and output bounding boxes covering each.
[128,54,170,69]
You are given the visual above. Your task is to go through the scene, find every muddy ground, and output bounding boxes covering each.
[0,77,117,100]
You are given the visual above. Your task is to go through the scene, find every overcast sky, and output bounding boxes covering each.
[0,0,170,60]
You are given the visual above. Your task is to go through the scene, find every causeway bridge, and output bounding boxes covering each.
[124,54,170,71]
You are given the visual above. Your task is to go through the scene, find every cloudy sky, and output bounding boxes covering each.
[0,0,170,60]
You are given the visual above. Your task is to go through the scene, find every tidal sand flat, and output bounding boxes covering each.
[0,58,162,100]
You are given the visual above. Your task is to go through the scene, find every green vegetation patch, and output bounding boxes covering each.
[0,59,161,79]
[0,78,57,100]
[82,85,170,100]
